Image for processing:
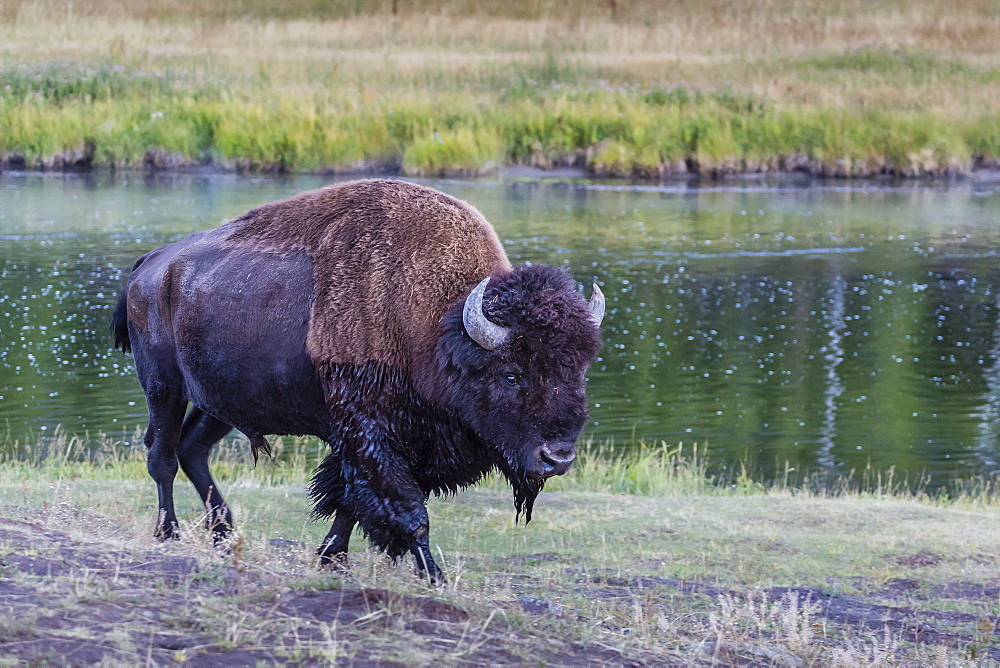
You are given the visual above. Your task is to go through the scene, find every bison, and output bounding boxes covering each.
[111,179,604,581]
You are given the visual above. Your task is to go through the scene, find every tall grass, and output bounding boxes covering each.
[1,1,999,176]
[0,426,327,485]
[541,440,714,496]
[5,427,1000,507]
[1,64,991,175]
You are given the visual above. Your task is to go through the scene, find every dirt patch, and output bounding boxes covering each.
[274,587,470,625]
[824,575,1000,603]
[892,550,944,568]
[766,585,982,649]
[565,569,1000,660]
[0,518,672,666]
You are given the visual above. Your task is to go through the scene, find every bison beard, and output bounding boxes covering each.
[503,463,546,524]
[111,179,602,583]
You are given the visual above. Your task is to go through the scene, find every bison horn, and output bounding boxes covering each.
[463,277,509,350]
[589,284,606,327]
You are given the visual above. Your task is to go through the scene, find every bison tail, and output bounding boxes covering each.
[110,288,131,353]
[111,252,152,354]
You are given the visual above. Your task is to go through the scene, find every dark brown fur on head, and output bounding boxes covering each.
[433,265,603,521]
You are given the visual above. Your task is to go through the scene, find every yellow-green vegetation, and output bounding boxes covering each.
[2,432,1000,663]
[1,0,999,177]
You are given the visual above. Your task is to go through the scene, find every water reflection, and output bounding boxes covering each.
[817,274,846,472]
[976,292,1000,469]
[2,172,1000,486]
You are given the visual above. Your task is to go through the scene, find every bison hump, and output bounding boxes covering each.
[223,179,511,383]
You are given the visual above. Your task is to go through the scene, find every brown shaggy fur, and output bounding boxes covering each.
[223,179,512,396]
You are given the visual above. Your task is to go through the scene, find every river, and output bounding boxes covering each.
[3,171,1000,486]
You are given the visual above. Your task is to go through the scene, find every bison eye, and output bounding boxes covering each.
[504,373,520,387]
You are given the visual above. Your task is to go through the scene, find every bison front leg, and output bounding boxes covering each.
[317,510,356,567]
[315,420,445,584]
[355,457,446,584]
[409,534,444,584]
[355,466,445,583]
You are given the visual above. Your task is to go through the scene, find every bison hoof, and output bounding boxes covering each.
[422,566,446,586]
[210,526,233,546]
[207,517,233,539]
[318,551,350,572]
[155,523,180,542]
[411,545,446,585]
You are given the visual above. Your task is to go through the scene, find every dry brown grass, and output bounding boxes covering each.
[5,0,999,50]
[1,0,998,174]
[4,0,1000,118]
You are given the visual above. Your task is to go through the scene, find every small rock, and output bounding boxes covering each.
[516,595,565,616]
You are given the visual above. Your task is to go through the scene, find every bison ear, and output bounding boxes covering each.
[589,284,606,328]
[463,277,510,350]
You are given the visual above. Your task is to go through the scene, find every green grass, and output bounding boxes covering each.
[1,1,999,177]
[5,427,998,505]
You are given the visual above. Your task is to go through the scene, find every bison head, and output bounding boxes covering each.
[436,265,604,521]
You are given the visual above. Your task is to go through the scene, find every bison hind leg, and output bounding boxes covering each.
[141,386,187,542]
[309,454,355,567]
[176,408,234,542]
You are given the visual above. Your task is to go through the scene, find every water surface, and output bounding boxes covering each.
[3,172,1000,486]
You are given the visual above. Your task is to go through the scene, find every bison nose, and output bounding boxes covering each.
[538,442,576,477]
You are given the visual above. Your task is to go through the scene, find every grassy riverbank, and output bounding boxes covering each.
[1,0,999,177]
[2,436,1000,664]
